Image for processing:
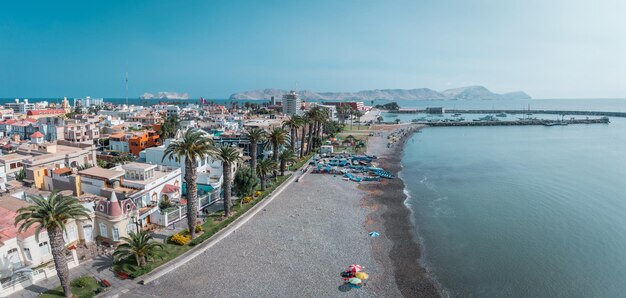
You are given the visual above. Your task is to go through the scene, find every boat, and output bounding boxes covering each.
[478,115,498,121]
[496,112,507,117]
[451,113,462,117]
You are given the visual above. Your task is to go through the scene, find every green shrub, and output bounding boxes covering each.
[195,224,203,233]
[71,276,92,288]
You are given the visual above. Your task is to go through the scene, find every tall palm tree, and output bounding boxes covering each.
[211,145,243,217]
[278,149,298,176]
[245,127,266,175]
[256,158,277,191]
[283,116,302,151]
[15,192,91,298]
[299,115,310,157]
[113,230,164,268]
[268,127,288,176]
[163,129,213,239]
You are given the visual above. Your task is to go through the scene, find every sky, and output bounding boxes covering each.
[1,0,625,99]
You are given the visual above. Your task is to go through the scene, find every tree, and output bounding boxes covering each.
[211,145,243,217]
[256,158,277,191]
[245,128,266,175]
[278,149,297,176]
[233,167,258,207]
[268,127,288,176]
[282,116,302,151]
[14,191,91,298]
[162,129,213,239]
[113,230,164,268]
[299,115,310,157]
[159,114,180,139]
[15,168,26,181]
[354,110,364,130]
[323,121,343,137]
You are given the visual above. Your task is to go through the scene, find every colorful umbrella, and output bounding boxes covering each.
[348,277,362,285]
[348,264,363,272]
[355,272,369,280]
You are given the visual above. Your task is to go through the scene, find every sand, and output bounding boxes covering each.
[361,124,440,297]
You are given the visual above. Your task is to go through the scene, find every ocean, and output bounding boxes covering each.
[389,99,626,297]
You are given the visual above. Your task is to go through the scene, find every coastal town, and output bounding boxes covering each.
[0,92,417,297]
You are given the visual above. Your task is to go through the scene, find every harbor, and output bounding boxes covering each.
[416,117,609,127]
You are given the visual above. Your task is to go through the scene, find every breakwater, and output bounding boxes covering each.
[392,109,626,117]
[417,118,609,127]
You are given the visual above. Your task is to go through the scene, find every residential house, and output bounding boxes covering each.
[63,123,100,143]
[141,137,222,209]
[10,119,37,140]
[37,117,65,142]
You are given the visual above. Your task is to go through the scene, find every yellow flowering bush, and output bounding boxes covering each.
[170,233,191,245]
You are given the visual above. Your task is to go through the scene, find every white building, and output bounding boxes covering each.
[73,96,104,109]
[4,99,35,114]
[282,91,302,116]
[141,137,223,209]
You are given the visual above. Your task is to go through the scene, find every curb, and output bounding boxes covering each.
[138,158,311,286]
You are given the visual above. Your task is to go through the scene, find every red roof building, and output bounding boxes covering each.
[26,109,66,119]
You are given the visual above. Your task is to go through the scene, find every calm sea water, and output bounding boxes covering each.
[399,99,626,297]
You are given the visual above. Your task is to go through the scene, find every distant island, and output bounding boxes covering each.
[140,91,190,100]
[229,86,531,101]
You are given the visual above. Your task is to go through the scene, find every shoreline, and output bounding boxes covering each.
[360,124,440,297]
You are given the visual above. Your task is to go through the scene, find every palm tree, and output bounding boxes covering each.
[278,149,298,176]
[15,191,91,298]
[256,158,277,191]
[268,127,288,176]
[163,129,214,239]
[211,145,243,217]
[245,127,266,175]
[282,116,302,151]
[299,115,310,157]
[113,230,164,268]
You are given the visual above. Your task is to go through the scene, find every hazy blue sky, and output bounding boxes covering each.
[1,0,625,99]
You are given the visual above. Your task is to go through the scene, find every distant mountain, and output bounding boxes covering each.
[229,86,530,101]
[140,91,189,100]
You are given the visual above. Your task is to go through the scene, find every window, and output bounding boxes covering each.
[112,228,120,241]
[39,242,50,256]
[99,223,108,238]
[24,248,32,260]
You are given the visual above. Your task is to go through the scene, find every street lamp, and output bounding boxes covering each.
[130,215,140,233]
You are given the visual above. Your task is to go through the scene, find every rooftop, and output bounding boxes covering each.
[79,166,125,180]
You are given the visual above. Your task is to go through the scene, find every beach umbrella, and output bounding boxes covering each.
[369,231,380,238]
[348,264,363,272]
[355,272,369,280]
[348,277,362,285]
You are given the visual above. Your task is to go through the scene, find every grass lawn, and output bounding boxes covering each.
[40,276,101,298]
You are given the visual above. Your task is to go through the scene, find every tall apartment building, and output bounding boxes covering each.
[282,91,301,116]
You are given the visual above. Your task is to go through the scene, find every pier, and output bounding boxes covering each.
[417,118,609,127]
[392,108,626,117]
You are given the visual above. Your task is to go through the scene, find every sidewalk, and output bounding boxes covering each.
[8,201,227,298]
[8,254,125,298]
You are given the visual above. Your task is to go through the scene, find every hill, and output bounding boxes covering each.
[229,86,530,101]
